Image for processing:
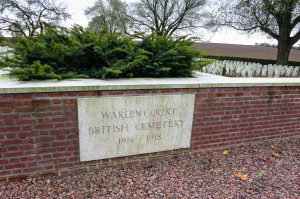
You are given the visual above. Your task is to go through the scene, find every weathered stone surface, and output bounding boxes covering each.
[292,66,299,77]
[78,94,195,162]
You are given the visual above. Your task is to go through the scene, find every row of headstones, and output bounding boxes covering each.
[201,59,300,77]
[0,46,11,53]
[0,46,13,59]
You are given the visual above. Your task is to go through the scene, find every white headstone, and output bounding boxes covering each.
[261,65,268,76]
[207,65,212,73]
[225,64,231,75]
[279,65,286,77]
[274,65,280,77]
[247,66,253,77]
[285,66,292,77]
[236,65,243,76]
[255,65,262,77]
[241,69,248,77]
[268,64,274,77]
[283,65,290,77]
[212,67,217,75]
[292,66,299,77]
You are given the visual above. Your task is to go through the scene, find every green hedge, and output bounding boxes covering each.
[1,25,208,81]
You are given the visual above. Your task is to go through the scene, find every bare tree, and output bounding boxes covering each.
[130,0,208,37]
[85,0,131,34]
[217,0,300,65]
[86,0,210,37]
[0,0,70,37]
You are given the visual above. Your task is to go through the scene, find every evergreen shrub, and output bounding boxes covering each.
[2,25,207,80]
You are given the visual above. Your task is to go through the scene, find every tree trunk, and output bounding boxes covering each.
[276,39,291,65]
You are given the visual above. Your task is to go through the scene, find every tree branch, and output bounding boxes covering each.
[291,15,300,29]
[291,30,300,45]
[0,0,69,37]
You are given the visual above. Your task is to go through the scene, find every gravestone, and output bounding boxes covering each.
[284,66,290,77]
[280,65,286,77]
[286,66,294,77]
[268,64,274,77]
[207,65,212,73]
[241,68,248,77]
[78,94,195,162]
[292,66,299,77]
[236,65,243,76]
[212,67,217,75]
[225,64,231,75]
[274,65,280,77]
[261,65,268,77]
[255,65,262,77]
[230,63,236,76]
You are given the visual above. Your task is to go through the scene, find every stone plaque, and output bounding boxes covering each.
[78,94,195,162]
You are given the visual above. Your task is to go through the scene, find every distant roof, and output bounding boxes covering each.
[194,42,300,62]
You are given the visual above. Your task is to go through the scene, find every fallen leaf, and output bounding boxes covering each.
[258,170,266,177]
[235,172,248,181]
[272,153,280,158]
[291,140,296,144]
[262,157,269,162]
[222,151,228,155]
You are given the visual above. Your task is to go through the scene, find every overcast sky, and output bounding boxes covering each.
[61,0,278,46]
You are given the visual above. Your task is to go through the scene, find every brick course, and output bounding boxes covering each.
[0,87,299,182]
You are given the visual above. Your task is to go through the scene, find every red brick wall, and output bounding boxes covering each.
[0,87,299,182]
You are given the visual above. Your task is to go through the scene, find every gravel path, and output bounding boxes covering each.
[1,137,299,198]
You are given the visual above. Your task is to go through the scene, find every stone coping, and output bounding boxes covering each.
[0,72,299,94]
